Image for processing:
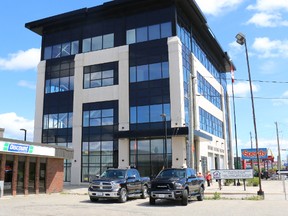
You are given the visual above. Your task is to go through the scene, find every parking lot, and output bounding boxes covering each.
[0,179,287,216]
[0,192,288,216]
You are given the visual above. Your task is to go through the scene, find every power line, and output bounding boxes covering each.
[234,78,288,84]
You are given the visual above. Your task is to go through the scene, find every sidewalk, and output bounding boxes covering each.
[62,179,288,201]
[204,179,288,200]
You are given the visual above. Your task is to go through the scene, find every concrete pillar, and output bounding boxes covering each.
[0,128,4,138]
[118,139,129,168]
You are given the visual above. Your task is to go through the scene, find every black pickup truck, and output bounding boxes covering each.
[88,168,150,203]
[149,168,205,205]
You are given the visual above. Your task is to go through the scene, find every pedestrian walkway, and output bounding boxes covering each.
[204,179,288,200]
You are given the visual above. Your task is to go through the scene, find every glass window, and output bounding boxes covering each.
[137,65,148,82]
[102,70,113,78]
[137,106,149,123]
[103,34,114,49]
[44,47,52,60]
[148,24,160,40]
[83,38,91,53]
[130,107,136,124]
[138,140,150,154]
[162,62,169,78]
[149,63,162,80]
[59,77,69,92]
[102,78,113,86]
[150,104,162,122]
[61,43,70,57]
[161,22,172,38]
[52,44,61,58]
[127,29,136,44]
[151,139,163,154]
[71,41,79,55]
[92,36,102,51]
[102,109,113,117]
[130,66,136,83]
[136,27,148,42]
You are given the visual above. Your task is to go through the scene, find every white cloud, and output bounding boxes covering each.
[247,0,288,12]
[247,0,288,27]
[0,48,40,71]
[246,12,288,27]
[252,37,288,58]
[227,81,259,98]
[18,80,36,90]
[195,0,243,16]
[0,112,34,141]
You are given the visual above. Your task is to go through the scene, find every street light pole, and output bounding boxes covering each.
[20,128,27,141]
[230,60,241,186]
[161,113,168,168]
[235,33,264,196]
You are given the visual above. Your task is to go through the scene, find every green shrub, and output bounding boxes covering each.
[224,179,234,186]
[212,192,221,200]
[247,177,259,187]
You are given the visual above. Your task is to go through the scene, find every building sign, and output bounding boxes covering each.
[0,142,55,157]
[241,148,268,160]
[211,169,253,180]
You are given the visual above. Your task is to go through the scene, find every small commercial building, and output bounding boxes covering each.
[0,128,73,196]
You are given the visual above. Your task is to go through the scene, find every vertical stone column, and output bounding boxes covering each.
[12,155,19,196]
[24,157,30,195]
[35,157,40,194]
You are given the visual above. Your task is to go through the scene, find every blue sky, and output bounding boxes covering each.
[0,0,287,162]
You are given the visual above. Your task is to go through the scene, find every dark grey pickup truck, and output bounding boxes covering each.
[88,168,150,203]
[149,168,205,205]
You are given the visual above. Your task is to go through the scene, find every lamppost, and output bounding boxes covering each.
[160,113,168,168]
[230,60,241,186]
[235,32,264,196]
[20,128,27,141]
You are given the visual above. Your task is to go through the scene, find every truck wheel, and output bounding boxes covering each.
[141,185,148,199]
[149,196,156,205]
[90,197,98,202]
[181,190,188,206]
[197,186,204,201]
[118,188,128,203]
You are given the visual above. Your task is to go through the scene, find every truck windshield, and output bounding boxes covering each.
[101,170,126,179]
[158,169,186,178]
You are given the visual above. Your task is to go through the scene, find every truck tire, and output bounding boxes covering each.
[197,186,204,201]
[118,188,128,203]
[181,189,188,206]
[149,196,156,205]
[90,197,98,202]
[141,185,148,199]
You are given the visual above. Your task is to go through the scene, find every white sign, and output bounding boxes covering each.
[0,141,55,157]
[211,169,253,180]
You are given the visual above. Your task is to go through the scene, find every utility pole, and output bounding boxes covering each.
[250,132,254,170]
[275,122,281,178]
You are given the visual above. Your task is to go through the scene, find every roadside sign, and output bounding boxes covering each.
[276,170,288,175]
[210,169,253,180]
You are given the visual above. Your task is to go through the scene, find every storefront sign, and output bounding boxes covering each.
[211,169,253,180]
[241,148,268,160]
[0,142,55,157]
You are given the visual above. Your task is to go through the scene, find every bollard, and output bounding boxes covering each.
[0,181,4,198]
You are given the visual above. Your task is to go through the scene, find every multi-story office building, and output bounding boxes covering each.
[26,0,234,184]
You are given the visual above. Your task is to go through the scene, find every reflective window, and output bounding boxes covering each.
[126,22,172,45]
[199,107,223,138]
[83,108,114,127]
[83,62,117,89]
[82,33,114,53]
[130,61,169,83]
[130,138,172,177]
[130,103,170,124]
[44,41,79,60]
[137,27,148,42]
[148,24,160,40]
[43,112,73,129]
